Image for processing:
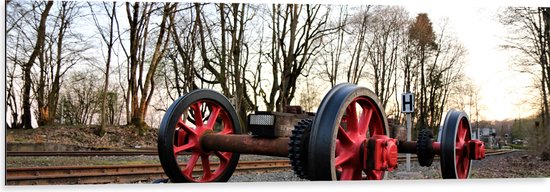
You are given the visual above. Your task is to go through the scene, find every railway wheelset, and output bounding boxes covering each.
[157,83,485,182]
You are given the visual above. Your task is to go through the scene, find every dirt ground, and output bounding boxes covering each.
[470,150,550,178]
[6,125,158,149]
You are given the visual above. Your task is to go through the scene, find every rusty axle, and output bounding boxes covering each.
[396,140,441,155]
[201,134,290,157]
[201,134,447,158]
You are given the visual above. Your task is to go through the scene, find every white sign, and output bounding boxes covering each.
[401,93,414,113]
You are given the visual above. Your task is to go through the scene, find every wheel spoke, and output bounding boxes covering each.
[366,170,383,180]
[200,155,212,180]
[335,152,353,167]
[192,102,204,127]
[220,121,233,134]
[457,119,467,143]
[182,153,199,177]
[358,106,373,136]
[174,142,194,155]
[337,126,354,145]
[215,151,230,163]
[368,114,381,136]
[177,119,196,136]
[205,106,221,130]
[462,157,470,178]
[339,166,354,180]
[346,101,358,133]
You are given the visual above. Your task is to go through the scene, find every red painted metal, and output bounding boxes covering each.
[364,135,398,172]
[454,117,471,179]
[334,97,386,180]
[172,100,234,182]
[433,142,441,155]
[468,140,485,160]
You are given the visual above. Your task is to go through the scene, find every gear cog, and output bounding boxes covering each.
[288,119,313,179]
[416,129,435,167]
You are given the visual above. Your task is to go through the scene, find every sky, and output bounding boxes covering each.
[403,4,532,121]
[282,0,549,121]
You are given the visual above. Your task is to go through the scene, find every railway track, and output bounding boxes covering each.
[7,151,159,156]
[6,159,290,185]
[5,148,513,157]
[6,149,515,185]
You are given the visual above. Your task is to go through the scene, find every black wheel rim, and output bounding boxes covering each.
[158,89,241,182]
[440,109,472,179]
[307,83,389,181]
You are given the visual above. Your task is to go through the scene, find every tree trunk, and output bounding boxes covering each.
[22,1,54,129]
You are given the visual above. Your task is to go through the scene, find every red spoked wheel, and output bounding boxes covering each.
[307,84,389,181]
[158,89,241,182]
[440,109,472,179]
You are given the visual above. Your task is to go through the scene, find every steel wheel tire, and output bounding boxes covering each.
[307,83,389,181]
[158,89,241,182]
[440,109,472,179]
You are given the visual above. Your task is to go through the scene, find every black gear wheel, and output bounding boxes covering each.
[416,129,435,167]
[288,119,313,180]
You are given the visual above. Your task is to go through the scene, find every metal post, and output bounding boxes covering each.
[401,92,414,172]
[406,113,412,171]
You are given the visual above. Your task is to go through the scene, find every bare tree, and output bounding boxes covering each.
[407,13,438,132]
[21,1,54,129]
[366,6,408,109]
[34,1,89,126]
[346,5,372,84]
[500,7,550,150]
[164,3,197,100]
[61,71,101,125]
[123,2,173,134]
[89,1,118,135]
[315,5,349,87]
[262,4,338,112]
[427,26,467,134]
[194,3,256,124]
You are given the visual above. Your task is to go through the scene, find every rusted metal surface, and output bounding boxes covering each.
[201,134,290,157]
[397,140,417,154]
[397,141,442,155]
[249,111,314,137]
[283,106,304,114]
[7,151,159,156]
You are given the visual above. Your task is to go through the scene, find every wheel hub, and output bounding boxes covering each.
[364,135,398,172]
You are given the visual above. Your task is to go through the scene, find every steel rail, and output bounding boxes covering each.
[6,159,290,185]
[6,146,511,157]
[6,151,159,156]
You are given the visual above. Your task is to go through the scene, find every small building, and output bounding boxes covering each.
[472,127,498,149]
[471,127,496,140]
